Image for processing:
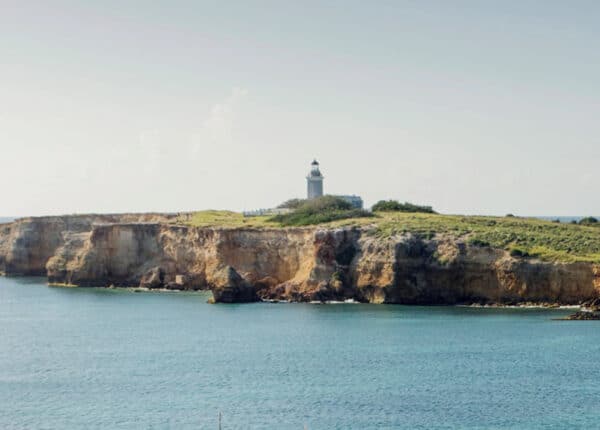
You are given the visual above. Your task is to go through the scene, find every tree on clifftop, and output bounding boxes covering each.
[277,198,307,209]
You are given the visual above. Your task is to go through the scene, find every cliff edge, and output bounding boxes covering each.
[1,214,600,305]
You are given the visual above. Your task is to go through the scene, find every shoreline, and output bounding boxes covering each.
[40,279,583,308]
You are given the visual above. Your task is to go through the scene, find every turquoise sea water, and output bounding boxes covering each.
[2,277,600,429]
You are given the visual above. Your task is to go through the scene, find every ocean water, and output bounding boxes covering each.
[2,277,600,429]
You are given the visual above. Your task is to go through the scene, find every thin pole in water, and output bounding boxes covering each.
[218,411,222,430]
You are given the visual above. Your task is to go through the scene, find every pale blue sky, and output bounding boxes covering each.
[1,1,599,216]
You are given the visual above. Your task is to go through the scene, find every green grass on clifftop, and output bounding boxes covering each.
[369,213,600,263]
[178,211,274,228]
[180,211,600,263]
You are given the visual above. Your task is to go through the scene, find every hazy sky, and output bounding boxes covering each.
[2,1,599,216]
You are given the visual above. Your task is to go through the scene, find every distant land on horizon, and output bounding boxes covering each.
[535,216,598,223]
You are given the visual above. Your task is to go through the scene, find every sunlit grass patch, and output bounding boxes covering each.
[179,210,276,228]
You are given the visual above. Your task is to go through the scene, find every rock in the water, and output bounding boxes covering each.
[565,311,600,320]
[210,266,258,303]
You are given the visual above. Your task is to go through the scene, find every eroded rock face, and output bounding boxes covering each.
[1,215,600,305]
[0,217,88,276]
[139,266,165,289]
[44,223,317,296]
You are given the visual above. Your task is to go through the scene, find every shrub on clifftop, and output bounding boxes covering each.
[579,217,598,226]
[277,198,307,209]
[372,200,435,214]
[270,195,372,226]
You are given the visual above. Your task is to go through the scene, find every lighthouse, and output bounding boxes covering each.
[306,159,324,199]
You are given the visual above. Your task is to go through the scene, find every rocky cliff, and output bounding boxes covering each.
[1,215,599,305]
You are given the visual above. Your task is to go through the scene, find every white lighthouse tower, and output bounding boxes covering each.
[306,159,324,199]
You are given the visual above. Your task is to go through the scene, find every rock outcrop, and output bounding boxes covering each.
[565,311,600,320]
[209,266,257,303]
[1,215,600,305]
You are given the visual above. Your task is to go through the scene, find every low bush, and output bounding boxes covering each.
[270,196,373,226]
[372,200,435,213]
[579,217,598,226]
[468,238,490,247]
[509,247,530,258]
[277,198,307,209]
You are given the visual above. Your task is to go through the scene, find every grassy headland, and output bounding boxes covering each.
[179,210,600,263]
[177,210,273,228]
[370,213,600,263]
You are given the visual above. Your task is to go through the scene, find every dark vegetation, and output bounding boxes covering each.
[467,237,490,247]
[277,198,307,209]
[579,217,598,226]
[372,200,435,214]
[270,196,373,226]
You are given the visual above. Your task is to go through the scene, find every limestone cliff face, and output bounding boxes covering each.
[0,213,182,276]
[350,234,600,305]
[45,224,316,292]
[0,216,96,275]
[1,216,599,305]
